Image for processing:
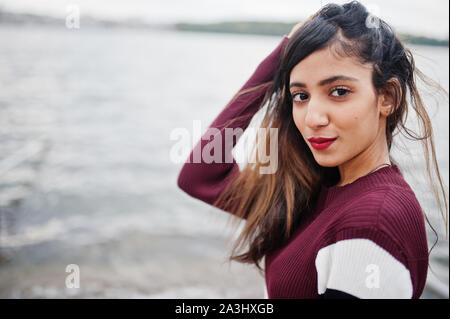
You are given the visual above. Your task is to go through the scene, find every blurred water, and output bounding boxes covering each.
[0,24,448,298]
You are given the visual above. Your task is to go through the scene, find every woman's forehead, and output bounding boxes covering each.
[289,47,373,85]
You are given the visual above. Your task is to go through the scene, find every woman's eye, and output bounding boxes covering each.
[331,88,350,97]
[292,93,309,103]
[292,87,351,104]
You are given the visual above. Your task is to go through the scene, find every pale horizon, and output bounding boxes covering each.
[0,0,448,39]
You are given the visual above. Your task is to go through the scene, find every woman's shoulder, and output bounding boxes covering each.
[376,184,429,260]
[328,182,428,260]
[316,172,429,299]
[334,182,425,231]
[334,176,423,222]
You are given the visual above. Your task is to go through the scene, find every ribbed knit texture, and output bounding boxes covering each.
[177,35,429,299]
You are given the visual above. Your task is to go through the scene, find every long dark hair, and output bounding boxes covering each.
[214,0,448,273]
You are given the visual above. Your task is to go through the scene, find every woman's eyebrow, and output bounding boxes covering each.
[289,75,359,89]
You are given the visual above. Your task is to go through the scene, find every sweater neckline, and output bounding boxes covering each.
[323,164,401,204]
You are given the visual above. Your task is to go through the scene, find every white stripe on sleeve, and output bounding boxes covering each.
[315,238,413,299]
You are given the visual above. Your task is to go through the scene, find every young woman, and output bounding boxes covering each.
[177,1,448,299]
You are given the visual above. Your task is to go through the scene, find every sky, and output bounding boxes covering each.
[0,0,448,39]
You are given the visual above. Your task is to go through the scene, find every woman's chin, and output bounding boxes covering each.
[313,155,341,168]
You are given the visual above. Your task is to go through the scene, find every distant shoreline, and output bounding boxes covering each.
[175,21,449,47]
[0,9,448,47]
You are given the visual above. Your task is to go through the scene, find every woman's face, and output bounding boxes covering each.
[289,46,387,168]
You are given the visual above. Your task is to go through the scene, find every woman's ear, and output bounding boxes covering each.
[377,78,401,117]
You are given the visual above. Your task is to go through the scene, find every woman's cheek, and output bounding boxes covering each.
[292,108,305,133]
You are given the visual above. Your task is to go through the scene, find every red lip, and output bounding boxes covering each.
[307,137,337,143]
[307,137,337,150]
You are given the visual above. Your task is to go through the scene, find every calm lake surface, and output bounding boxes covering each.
[0,24,448,298]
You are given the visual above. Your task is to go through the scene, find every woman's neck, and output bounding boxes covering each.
[337,140,391,187]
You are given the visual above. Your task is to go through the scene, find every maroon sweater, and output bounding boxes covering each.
[177,35,429,299]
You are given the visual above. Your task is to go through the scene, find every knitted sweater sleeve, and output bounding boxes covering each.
[314,193,429,299]
[315,227,413,299]
[177,35,289,214]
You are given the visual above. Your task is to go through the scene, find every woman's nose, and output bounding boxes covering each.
[304,98,329,128]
